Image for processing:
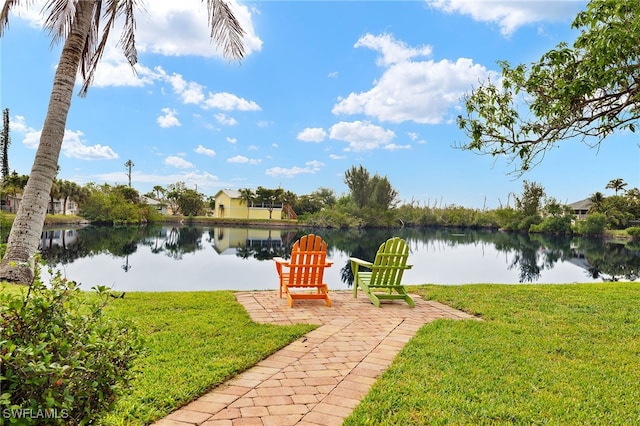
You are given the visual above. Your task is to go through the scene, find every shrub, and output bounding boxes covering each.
[627,226,640,240]
[574,213,606,236]
[0,261,143,425]
[530,216,573,234]
[517,214,542,232]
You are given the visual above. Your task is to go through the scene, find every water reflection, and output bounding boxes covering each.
[37,225,640,291]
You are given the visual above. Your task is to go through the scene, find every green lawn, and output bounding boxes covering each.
[101,291,315,425]
[4,282,639,425]
[344,283,640,425]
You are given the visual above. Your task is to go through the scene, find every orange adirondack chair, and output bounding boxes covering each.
[274,234,332,307]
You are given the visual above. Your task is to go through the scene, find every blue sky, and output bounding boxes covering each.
[1,0,638,209]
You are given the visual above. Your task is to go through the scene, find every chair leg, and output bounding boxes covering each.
[365,291,381,308]
[395,287,415,308]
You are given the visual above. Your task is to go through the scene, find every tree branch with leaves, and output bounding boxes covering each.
[457,0,640,175]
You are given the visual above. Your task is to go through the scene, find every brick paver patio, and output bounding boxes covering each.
[152,290,475,426]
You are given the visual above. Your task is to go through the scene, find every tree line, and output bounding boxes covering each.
[3,165,638,236]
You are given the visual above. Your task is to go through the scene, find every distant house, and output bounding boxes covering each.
[1,193,21,213]
[212,189,285,220]
[46,198,80,215]
[2,193,81,215]
[567,198,593,220]
[141,196,168,215]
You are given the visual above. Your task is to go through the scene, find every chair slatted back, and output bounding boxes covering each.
[369,237,410,286]
[288,234,328,287]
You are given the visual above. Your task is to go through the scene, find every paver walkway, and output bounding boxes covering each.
[152,290,475,426]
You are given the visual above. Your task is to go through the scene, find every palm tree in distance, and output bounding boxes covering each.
[239,188,255,218]
[153,185,165,201]
[0,1,245,284]
[589,191,606,213]
[606,178,628,195]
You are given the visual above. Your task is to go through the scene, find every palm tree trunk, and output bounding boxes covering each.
[0,1,96,285]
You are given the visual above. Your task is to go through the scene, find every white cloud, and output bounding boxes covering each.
[383,143,411,151]
[427,0,581,36]
[265,161,324,178]
[157,108,181,128]
[61,130,120,160]
[11,116,32,134]
[215,113,238,126]
[134,0,263,58]
[92,62,156,88]
[333,34,492,124]
[203,92,261,111]
[152,68,262,114]
[9,1,263,58]
[329,121,396,152]
[227,155,261,165]
[195,145,216,157]
[297,128,327,142]
[164,155,194,169]
[355,33,432,66]
[329,154,346,160]
[18,117,118,160]
[328,71,339,78]
[226,137,238,144]
[94,170,223,191]
[160,71,206,104]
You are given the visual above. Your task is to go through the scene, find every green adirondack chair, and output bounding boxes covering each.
[350,237,415,308]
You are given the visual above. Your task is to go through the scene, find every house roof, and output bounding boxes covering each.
[567,198,593,210]
[214,189,242,199]
[141,195,162,205]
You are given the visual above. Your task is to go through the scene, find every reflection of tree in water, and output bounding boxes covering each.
[139,226,168,254]
[235,244,255,259]
[37,224,640,285]
[163,226,203,260]
[573,237,640,281]
[507,233,572,283]
[39,225,148,265]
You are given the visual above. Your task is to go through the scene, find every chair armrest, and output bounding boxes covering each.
[273,257,288,265]
[349,257,373,269]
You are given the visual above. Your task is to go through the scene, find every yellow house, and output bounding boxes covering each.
[213,189,283,220]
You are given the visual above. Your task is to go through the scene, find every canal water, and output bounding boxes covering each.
[37,224,640,292]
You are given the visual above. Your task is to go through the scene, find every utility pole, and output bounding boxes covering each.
[125,159,134,187]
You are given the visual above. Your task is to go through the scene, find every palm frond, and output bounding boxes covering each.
[117,0,139,66]
[42,0,78,44]
[207,0,245,60]
[80,0,140,97]
[79,0,102,96]
[0,0,24,36]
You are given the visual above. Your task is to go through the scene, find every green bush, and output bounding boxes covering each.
[574,213,606,235]
[530,216,573,234]
[517,214,542,232]
[302,209,358,228]
[627,226,640,240]
[0,262,143,425]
